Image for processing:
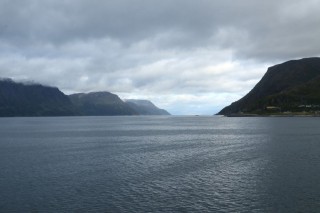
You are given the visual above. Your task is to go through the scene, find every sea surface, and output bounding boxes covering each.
[1,116,320,212]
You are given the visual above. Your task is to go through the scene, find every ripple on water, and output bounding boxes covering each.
[1,116,320,212]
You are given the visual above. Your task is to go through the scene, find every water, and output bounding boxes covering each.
[1,116,320,212]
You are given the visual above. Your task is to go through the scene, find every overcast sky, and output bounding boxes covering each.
[0,0,320,115]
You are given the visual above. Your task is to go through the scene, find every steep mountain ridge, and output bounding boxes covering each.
[218,57,320,115]
[0,78,78,116]
[0,78,171,117]
[69,92,138,116]
[125,99,170,115]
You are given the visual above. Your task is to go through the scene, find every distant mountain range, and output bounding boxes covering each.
[125,99,170,115]
[0,78,170,117]
[3,57,320,117]
[69,92,138,116]
[218,57,320,116]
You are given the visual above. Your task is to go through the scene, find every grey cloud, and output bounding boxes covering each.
[1,0,320,114]
[1,0,319,60]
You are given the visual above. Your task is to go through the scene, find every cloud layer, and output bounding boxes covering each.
[0,0,319,114]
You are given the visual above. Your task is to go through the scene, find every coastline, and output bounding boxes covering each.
[224,113,320,117]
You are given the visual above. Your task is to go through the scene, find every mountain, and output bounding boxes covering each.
[218,57,320,115]
[69,92,138,116]
[0,78,171,117]
[125,99,170,115]
[0,78,79,116]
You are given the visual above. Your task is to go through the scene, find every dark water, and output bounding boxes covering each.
[1,116,320,212]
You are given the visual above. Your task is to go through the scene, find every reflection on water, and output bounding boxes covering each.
[1,116,320,212]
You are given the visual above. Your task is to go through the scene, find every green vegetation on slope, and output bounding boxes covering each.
[218,57,320,115]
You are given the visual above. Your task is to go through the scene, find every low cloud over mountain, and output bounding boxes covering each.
[1,0,320,114]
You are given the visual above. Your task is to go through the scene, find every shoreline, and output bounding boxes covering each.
[224,113,320,117]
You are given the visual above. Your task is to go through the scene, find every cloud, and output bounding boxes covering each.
[0,0,319,114]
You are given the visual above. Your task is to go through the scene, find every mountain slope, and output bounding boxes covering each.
[0,78,78,116]
[125,99,170,115]
[69,92,138,116]
[218,57,320,115]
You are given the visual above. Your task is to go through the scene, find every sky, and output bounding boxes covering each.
[0,0,320,115]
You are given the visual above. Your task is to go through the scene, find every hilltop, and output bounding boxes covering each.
[0,78,170,117]
[69,92,137,116]
[0,78,78,116]
[125,99,170,115]
[218,57,320,116]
